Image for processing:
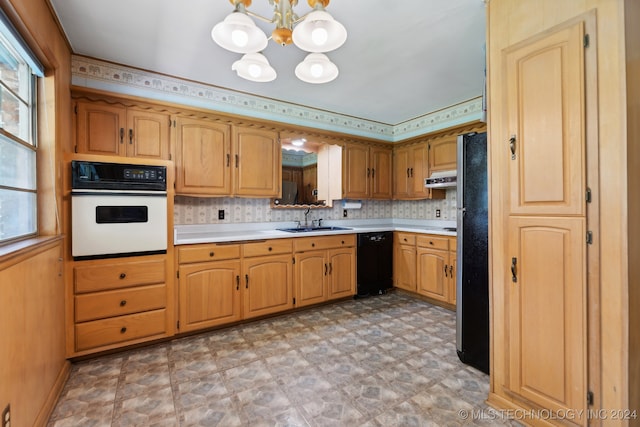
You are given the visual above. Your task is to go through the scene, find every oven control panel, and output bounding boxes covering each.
[72,160,167,191]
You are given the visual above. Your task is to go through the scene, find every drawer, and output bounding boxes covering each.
[416,235,449,250]
[293,234,356,252]
[243,239,292,257]
[75,309,167,352]
[449,237,457,252]
[395,232,416,246]
[75,284,166,323]
[178,243,241,264]
[75,259,165,293]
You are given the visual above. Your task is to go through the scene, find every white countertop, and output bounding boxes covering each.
[174,219,456,245]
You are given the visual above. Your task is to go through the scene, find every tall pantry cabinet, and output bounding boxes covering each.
[487,0,640,423]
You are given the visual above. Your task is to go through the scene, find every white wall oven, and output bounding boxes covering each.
[71,160,167,259]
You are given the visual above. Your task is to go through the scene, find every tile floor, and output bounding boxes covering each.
[49,292,518,426]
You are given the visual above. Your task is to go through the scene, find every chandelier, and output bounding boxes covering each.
[211,0,347,84]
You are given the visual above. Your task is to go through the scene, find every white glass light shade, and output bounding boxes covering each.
[232,53,277,82]
[292,10,347,53]
[211,12,268,54]
[295,53,338,84]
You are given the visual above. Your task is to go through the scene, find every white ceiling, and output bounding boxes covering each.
[49,0,486,125]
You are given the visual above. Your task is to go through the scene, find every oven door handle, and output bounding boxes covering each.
[71,191,167,197]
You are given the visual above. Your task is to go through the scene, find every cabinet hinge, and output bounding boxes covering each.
[586,187,592,203]
[587,390,594,406]
[74,104,78,114]
[586,231,593,245]
[584,34,590,48]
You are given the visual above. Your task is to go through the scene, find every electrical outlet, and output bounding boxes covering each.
[343,209,348,218]
[218,210,224,220]
[435,209,441,218]
[2,404,10,427]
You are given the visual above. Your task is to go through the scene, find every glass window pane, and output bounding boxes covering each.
[0,33,30,99]
[0,188,36,242]
[0,135,35,189]
[0,84,30,143]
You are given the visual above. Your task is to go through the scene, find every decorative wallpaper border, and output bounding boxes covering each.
[71,56,483,142]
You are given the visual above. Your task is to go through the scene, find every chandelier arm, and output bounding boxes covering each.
[245,10,277,24]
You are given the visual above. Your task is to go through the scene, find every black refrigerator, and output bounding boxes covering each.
[456,131,489,374]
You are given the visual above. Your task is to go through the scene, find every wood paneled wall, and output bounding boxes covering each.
[0,0,72,426]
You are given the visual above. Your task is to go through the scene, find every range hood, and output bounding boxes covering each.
[424,170,457,188]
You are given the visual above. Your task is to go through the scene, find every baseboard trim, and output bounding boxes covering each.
[34,360,71,427]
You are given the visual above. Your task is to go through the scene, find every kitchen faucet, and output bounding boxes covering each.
[303,207,311,227]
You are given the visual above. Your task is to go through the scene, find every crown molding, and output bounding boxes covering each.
[71,56,483,142]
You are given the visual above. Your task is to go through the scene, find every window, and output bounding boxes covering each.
[0,12,43,244]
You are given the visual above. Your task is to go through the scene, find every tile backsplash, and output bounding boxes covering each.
[174,190,456,225]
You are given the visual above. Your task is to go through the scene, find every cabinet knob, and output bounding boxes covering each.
[120,327,127,334]
[341,240,345,244]
[311,243,315,247]
[119,273,126,279]
[120,300,127,307]
[429,241,434,245]
[209,251,215,257]
[403,238,407,242]
[268,247,272,251]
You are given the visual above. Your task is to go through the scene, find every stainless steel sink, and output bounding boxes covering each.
[276,226,352,233]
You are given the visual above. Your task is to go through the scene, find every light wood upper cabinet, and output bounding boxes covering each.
[393,142,443,200]
[370,146,393,199]
[75,100,170,160]
[342,143,392,200]
[428,135,457,172]
[175,117,231,195]
[506,23,585,216]
[233,126,281,198]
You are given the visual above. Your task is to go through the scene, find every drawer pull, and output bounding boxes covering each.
[268,247,272,251]
[120,300,127,307]
[209,251,215,257]
[120,327,127,334]
[429,241,434,245]
[119,273,126,279]
[341,240,345,244]
[403,238,407,242]
[311,243,315,247]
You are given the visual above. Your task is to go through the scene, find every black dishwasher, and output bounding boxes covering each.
[356,231,393,297]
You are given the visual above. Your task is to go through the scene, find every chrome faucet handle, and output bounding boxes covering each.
[295,220,301,228]
[318,218,323,227]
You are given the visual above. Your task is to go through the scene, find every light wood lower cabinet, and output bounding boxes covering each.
[176,239,294,330]
[293,235,356,308]
[394,232,456,306]
[72,255,172,354]
[393,232,417,292]
[178,259,242,332]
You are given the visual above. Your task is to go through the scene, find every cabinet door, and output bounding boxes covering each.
[178,260,241,332]
[394,243,416,292]
[370,146,392,199]
[410,143,430,198]
[416,248,448,302]
[176,118,231,195]
[242,254,293,319]
[342,143,369,199]
[233,126,281,197]
[327,247,356,299]
[393,146,411,199]
[428,136,457,172]
[507,216,586,414]
[295,251,327,307]
[448,250,456,305]
[126,109,171,159]
[75,100,127,156]
[506,23,585,216]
